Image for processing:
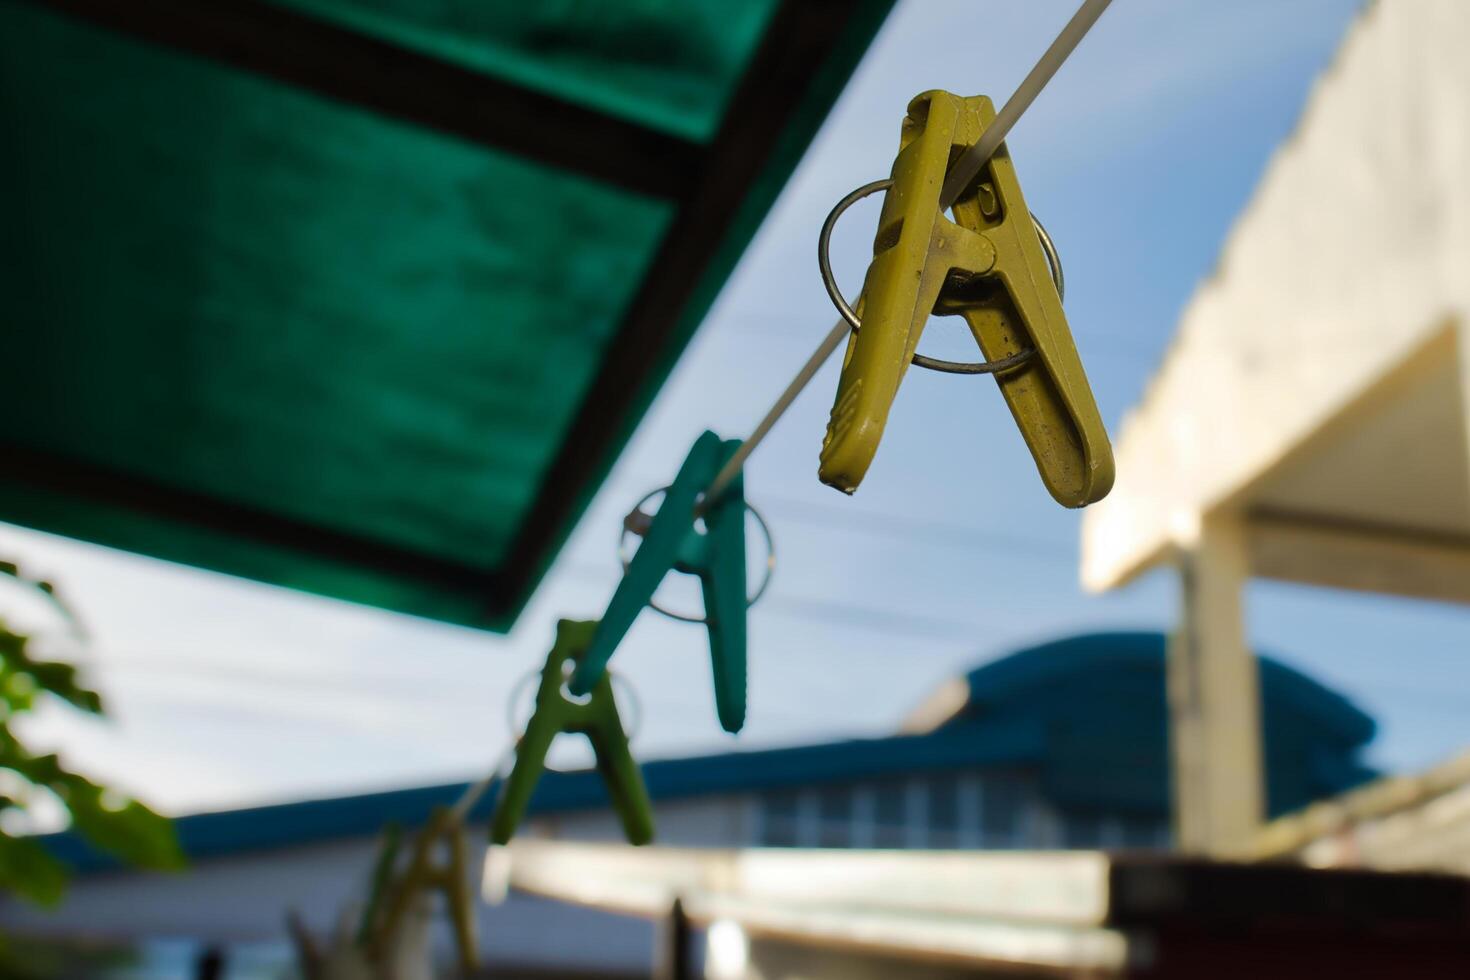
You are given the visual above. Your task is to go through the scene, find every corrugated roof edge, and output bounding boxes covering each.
[41,716,1042,875]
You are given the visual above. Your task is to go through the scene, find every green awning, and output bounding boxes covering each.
[0,0,892,629]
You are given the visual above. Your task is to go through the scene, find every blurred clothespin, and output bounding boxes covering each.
[355,822,402,948]
[569,431,749,734]
[491,619,654,845]
[366,807,477,975]
[819,90,1113,507]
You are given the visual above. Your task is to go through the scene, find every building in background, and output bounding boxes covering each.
[1080,0,1470,856]
[4,632,1375,977]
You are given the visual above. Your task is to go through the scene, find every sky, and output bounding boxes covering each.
[11,0,1470,821]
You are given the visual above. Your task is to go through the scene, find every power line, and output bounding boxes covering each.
[757,494,1075,561]
[607,480,1080,562]
[86,653,829,731]
[723,315,1168,365]
[561,562,1030,642]
[760,594,993,641]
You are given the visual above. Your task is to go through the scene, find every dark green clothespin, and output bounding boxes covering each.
[568,430,749,733]
[490,619,653,846]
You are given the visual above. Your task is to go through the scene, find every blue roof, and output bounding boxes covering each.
[944,632,1376,816]
[44,631,1376,874]
[963,632,1376,747]
[44,716,1045,874]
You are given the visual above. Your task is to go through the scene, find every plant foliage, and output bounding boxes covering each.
[0,562,183,905]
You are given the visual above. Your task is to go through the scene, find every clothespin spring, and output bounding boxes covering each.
[817,177,1065,375]
[620,486,776,624]
[506,658,644,749]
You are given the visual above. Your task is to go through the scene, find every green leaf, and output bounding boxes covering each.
[0,561,82,630]
[68,796,186,872]
[7,753,185,871]
[0,561,176,908]
[0,833,69,906]
[0,625,103,715]
[24,661,102,715]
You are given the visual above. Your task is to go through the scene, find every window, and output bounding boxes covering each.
[929,776,960,848]
[1062,812,1103,849]
[850,784,877,848]
[873,779,907,848]
[982,773,1027,847]
[761,789,800,847]
[817,785,851,848]
[1121,815,1170,850]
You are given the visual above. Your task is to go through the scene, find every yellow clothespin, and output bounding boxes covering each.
[819,90,1113,507]
[368,806,477,975]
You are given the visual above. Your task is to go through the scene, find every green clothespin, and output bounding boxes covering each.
[490,619,653,846]
[567,431,748,733]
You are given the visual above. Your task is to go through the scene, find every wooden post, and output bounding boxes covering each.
[1460,321,1470,531]
[1169,512,1265,855]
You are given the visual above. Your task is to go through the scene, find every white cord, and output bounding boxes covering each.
[940,0,1115,206]
[449,744,515,823]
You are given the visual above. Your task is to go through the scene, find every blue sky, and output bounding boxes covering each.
[10,0,1468,819]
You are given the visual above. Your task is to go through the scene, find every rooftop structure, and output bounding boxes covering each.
[1080,0,1470,853]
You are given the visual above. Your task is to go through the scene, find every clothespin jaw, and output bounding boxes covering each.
[355,822,402,947]
[569,431,749,734]
[490,619,654,846]
[819,90,1113,508]
[369,807,478,974]
[941,93,1113,507]
[679,457,747,735]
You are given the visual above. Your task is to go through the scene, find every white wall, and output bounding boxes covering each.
[1082,0,1470,590]
[0,826,658,976]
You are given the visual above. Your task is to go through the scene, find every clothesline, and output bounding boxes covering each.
[455,0,1115,821]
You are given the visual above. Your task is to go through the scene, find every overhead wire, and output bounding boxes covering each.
[754,494,1076,560]
[600,479,1081,560]
[92,653,830,730]
[725,314,1166,364]
[560,562,1043,640]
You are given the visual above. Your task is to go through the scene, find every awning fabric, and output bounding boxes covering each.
[0,0,892,629]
